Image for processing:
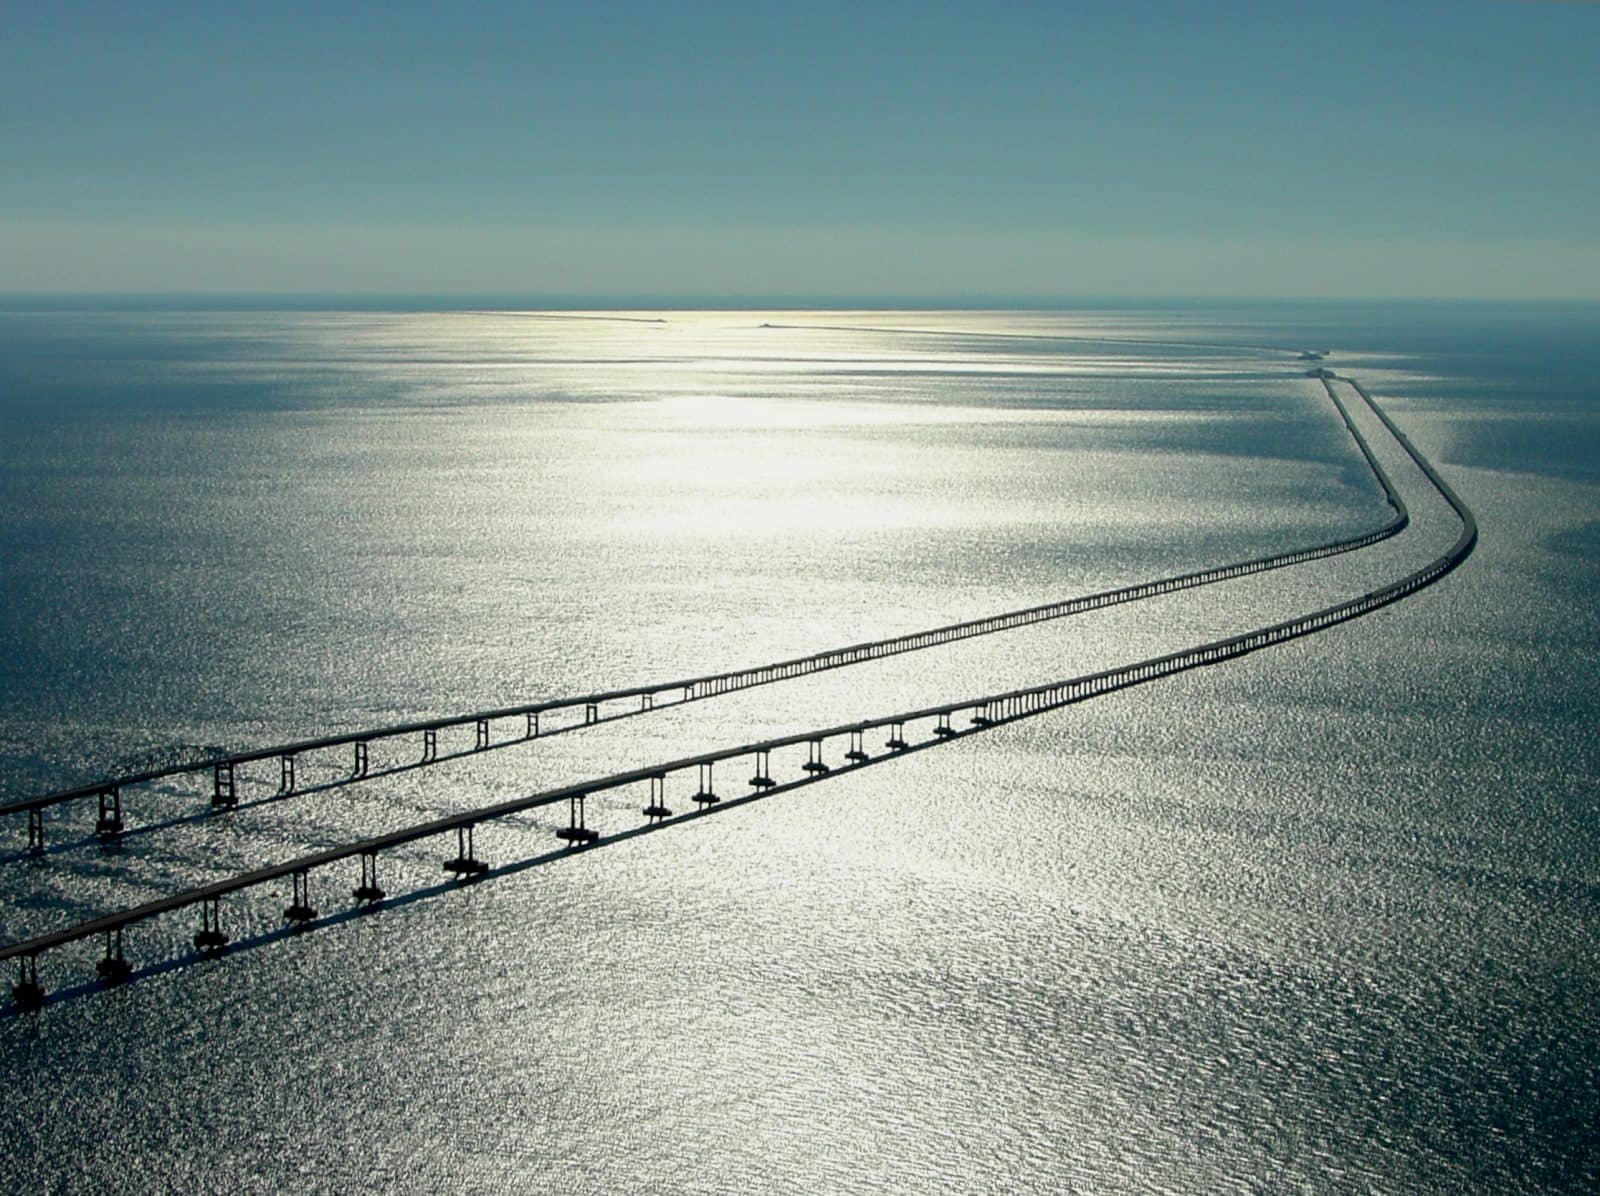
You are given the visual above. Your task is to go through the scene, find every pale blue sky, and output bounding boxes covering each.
[3,1,1596,298]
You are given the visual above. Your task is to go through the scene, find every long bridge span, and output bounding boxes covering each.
[2,368,1406,852]
[2,371,1475,1010]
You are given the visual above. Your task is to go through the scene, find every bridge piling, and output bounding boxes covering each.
[194,897,228,954]
[845,728,868,763]
[212,763,236,810]
[27,807,44,853]
[279,754,296,794]
[12,954,43,1009]
[802,739,830,775]
[474,719,489,751]
[96,927,131,985]
[443,825,488,878]
[886,722,908,751]
[934,712,956,739]
[556,795,599,846]
[642,774,672,823]
[284,868,317,925]
[353,740,369,779]
[422,728,438,763]
[749,748,775,790]
[95,787,124,839]
[353,851,385,905]
[693,761,718,806]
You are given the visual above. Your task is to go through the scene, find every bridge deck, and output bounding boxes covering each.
[2,375,1476,994]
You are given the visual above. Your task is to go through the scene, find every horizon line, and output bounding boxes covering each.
[3,291,1599,311]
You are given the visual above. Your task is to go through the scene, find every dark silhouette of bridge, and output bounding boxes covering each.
[1,370,1475,1012]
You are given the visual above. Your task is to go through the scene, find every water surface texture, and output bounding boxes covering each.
[1,305,1596,1191]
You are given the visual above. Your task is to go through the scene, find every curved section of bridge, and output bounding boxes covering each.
[2,372,1475,1011]
[3,368,1405,850]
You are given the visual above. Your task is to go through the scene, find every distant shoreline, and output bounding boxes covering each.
[1,293,1596,314]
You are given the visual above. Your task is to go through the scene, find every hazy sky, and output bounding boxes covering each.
[3,1,1596,299]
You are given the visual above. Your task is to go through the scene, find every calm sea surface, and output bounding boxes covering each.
[0,303,1596,1191]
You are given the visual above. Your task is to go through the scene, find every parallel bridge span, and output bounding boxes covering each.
[5,368,1406,849]
[2,374,1476,1009]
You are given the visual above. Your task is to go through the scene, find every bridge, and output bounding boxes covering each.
[1,370,1475,1011]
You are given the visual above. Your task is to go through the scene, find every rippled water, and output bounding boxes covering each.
[1,305,1596,1191]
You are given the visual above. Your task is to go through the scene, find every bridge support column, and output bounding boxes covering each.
[212,762,236,809]
[97,927,132,985]
[749,749,775,790]
[640,693,653,712]
[194,897,228,954]
[284,868,317,925]
[971,702,993,728]
[422,728,437,763]
[526,712,540,739]
[556,795,599,845]
[886,722,908,751]
[279,754,296,794]
[845,728,868,763]
[642,774,672,823]
[353,741,369,779]
[585,703,598,725]
[354,851,386,905]
[475,719,489,751]
[27,807,44,853]
[693,762,718,807]
[802,739,830,775]
[443,825,488,878]
[934,713,956,739]
[96,786,124,838]
[12,954,43,1010]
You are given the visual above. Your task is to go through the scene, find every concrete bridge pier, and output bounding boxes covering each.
[444,825,488,878]
[845,728,868,763]
[194,897,228,954]
[96,786,124,839]
[802,738,830,775]
[557,795,599,846]
[97,928,132,985]
[749,749,775,790]
[212,762,236,810]
[693,762,718,807]
[284,868,317,925]
[12,954,43,1010]
[353,851,385,905]
[642,774,672,823]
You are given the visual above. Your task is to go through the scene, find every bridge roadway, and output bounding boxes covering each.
[2,373,1475,1008]
[3,365,1407,850]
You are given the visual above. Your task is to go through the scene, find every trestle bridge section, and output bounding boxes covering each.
[2,372,1475,1011]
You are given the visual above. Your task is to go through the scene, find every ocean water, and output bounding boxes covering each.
[0,303,1596,1191]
